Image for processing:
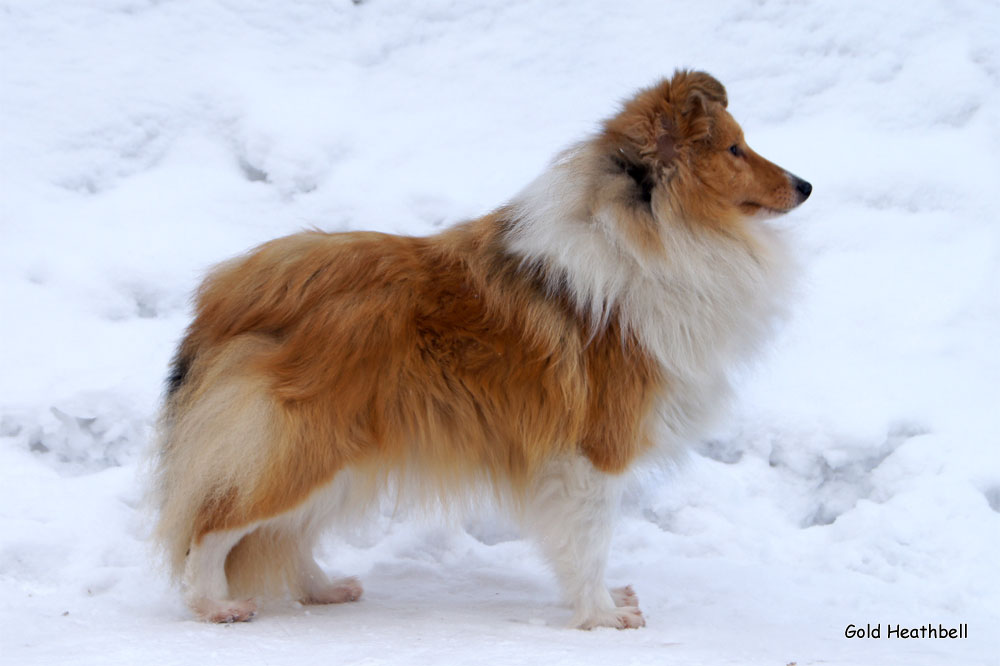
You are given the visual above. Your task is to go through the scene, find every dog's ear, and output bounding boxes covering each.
[603,79,678,170]
[676,70,728,108]
[656,115,678,164]
[669,70,728,143]
[602,71,728,181]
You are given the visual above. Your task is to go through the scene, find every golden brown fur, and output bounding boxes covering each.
[151,70,810,627]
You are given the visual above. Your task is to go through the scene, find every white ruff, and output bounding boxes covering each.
[507,146,794,447]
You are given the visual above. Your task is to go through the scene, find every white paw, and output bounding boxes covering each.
[610,585,638,608]
[191,597,258,623]
[577,605,645,630]
[302,576,363,604]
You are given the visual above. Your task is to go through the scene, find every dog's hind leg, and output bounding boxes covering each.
[296,550,363,605]
[184,525,259,623]
[609,584,639,608]
[521,456,644,630]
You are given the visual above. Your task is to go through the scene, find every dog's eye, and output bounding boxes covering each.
[728,144,741,157]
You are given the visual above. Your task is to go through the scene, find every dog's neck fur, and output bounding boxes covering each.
[504,144,793,438]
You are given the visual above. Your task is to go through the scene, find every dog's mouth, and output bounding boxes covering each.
[739,202,787,217]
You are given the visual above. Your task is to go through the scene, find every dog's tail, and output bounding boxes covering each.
[151,335,284,582]
[152,231,394,592]
[154,233,327,562]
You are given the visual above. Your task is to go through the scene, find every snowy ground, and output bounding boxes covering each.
[2,1,999,664]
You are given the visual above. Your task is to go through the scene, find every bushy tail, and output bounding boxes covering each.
[150,335,282,584]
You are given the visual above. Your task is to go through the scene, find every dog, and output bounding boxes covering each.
[151,70,810,629]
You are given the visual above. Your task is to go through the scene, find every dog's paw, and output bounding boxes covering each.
[610,585,638,608]
[191,597,258,623]
[577,605,645,630]
[302,576,363,604]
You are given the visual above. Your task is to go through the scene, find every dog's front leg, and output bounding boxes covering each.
[521,456,644,629]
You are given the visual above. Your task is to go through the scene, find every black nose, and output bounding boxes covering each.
[795,178,812,200]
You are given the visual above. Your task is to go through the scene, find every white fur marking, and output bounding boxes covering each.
[184,526,258,622]
[508,145,792,451]
[520,456,643,629]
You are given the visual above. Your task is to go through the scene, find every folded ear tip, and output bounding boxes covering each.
[670,69,728,108]
[601,71,726,165]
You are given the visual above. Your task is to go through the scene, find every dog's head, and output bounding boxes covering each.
[602,70,811,226]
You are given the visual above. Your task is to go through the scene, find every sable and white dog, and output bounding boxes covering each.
[152,70,811,629]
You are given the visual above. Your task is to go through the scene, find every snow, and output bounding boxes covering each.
[2,0,998,664]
